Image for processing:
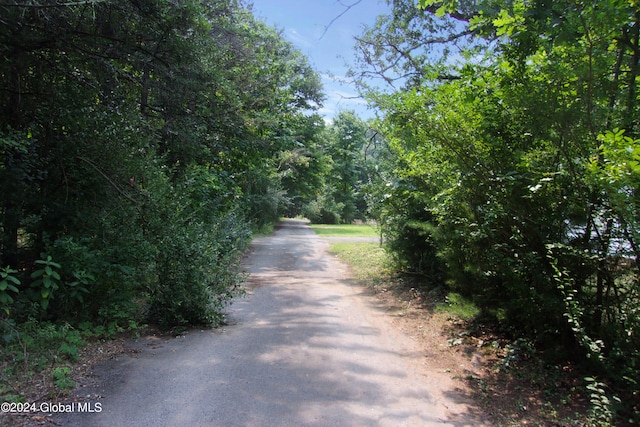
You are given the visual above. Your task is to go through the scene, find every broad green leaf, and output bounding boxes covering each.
[6,276,20,285]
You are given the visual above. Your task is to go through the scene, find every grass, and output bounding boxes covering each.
[321,229,481,323]
[436,292,480,320]
[326,242,390,283]
[309,223,379,237]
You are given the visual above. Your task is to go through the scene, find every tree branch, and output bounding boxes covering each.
[420,4,472,23]
[319,0,362,40]
[77,156,138,206]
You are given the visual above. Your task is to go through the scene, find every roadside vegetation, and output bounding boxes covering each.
[0,0,324,407]
[314,224,591,426]
[1,0,638,424]
[346,1,640,424]
[309,224,379,238]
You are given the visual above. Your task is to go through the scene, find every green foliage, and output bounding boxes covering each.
[436,292,480,321]
[65,271,93,305]
[585,377,621,427]
[1,318,85,402]
[48,235,141,324]
[304,111,374,224]
[549,254,605,363]
[354,0,640,421]
[277,115,328,217]
[243,167,288,229]
[0,266,20,315]
[147,211,249,328]
[0,0,324,334]
[303,192,344,224]
[324,111,370,223]
[0,0,327,404]
[30,256,62,311]
[51,366,75,395]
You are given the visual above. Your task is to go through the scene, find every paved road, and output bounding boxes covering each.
[55,219,484,426]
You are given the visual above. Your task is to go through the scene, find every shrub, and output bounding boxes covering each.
[303,195,343,224]
[146,206,250,329]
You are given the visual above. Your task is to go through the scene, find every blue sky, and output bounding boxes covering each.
[248,0,391,121]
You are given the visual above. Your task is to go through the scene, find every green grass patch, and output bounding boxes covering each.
[326,242,390,283]
[309,223,379,237]
[327,240,479,321]
[435,292,480,320]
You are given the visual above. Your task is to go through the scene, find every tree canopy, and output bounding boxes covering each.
[352,0,640,423]
[0,0,324,327]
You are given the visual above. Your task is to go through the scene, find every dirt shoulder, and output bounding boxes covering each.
[325,234,589,426]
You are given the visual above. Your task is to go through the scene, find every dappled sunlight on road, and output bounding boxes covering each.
[55,219,486,427]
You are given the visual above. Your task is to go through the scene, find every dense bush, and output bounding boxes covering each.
[0,0,324,332]
[354,0,640,421]
[303,194,343,224]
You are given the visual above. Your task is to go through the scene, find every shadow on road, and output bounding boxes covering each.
[53,219,486,427]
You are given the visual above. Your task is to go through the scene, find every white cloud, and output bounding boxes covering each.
[285,28,314,48]
[317,71,376,121]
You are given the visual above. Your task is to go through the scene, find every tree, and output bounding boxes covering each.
[304,111,371,224]
[326,111,369,223]
[277,114,328,217]
[353,0,640,421]
[0,0,325,328]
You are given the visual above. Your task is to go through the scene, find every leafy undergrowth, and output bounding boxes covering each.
[0,319,139,427]
[325,238,593,426]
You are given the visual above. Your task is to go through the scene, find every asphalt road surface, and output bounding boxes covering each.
[55,219,485,426]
